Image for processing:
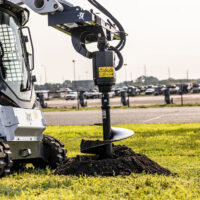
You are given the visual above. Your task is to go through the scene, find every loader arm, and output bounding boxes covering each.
[8,0,126,68]
[9,0,121,40]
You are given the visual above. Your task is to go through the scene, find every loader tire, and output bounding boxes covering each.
[0,141,13,177]
[11,162,26,172]
[33,135,67,169]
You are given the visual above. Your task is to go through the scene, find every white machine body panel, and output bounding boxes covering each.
[0,106,46,141]
[7,0,72,14]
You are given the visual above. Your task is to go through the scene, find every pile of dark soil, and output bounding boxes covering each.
[55,145,171,176]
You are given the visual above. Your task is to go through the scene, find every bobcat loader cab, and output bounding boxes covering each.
[0,2,35,108]
[0,1,66,176]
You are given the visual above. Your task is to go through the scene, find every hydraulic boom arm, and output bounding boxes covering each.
[8,0,124,53]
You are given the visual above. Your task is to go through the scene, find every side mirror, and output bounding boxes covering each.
[19,26,34,71]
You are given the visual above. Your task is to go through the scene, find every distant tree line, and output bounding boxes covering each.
[117,76,198,87]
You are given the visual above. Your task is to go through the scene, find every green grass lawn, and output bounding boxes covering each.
[0,124,200,200]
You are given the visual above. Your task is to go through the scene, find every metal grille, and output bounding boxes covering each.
[0,24,23,82]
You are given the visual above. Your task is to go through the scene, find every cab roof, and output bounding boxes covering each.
[0,0,29,25]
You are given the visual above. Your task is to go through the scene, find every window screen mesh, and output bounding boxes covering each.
[0,24,23,82]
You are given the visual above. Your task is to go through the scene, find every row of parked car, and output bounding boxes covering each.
[115,83,196,96]
[65,83,199,100]
[65,90,115,100]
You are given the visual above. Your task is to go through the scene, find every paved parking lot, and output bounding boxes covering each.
[43,106,200,125]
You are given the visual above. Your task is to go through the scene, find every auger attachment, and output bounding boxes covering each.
[80,49,134,158]
[81,92,134,158]
[64,0,134,158]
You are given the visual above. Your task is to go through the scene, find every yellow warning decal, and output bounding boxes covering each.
[99,67,114,78]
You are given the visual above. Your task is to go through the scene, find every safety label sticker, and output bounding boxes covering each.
[99,67,114,78]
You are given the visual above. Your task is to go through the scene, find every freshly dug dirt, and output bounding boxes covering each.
[55,145,171,176]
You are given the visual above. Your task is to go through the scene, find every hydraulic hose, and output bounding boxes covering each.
[88,0,126,50]
[0,42,6,79]
[109,46,123,71]
[0,42,4,58]
[88,0,126,51]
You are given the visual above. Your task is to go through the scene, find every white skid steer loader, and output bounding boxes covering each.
[0,0,133,177]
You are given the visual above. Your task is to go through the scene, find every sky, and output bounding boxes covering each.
[25,0,200,84]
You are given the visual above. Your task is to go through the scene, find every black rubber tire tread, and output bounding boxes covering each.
[11,162,26,172]
[33,135,67,169]
[0,141,13,177]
